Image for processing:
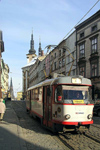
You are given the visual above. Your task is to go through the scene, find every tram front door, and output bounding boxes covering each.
[43,86,52,128]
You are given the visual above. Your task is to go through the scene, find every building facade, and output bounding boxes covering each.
[22,10,100,100]
[1,59,9,99]
[17,91,23,100]
[65,31,76,76]
[22,32,44,99]
[0,30,4,98]
[76,10,100,99]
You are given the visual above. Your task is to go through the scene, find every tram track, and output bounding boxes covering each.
[91,124,100,129]
[57,130,100,150]
[84,131,100,144]
[11,101,100,150]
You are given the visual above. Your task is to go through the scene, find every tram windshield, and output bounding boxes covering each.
[55,85,91,104]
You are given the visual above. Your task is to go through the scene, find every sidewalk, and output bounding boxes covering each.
[0,101,27,150]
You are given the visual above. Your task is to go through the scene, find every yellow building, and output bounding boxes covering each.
[1,59,9,99]
[17,91,23,100]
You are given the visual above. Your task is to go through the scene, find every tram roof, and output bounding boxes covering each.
[27,76,91,91]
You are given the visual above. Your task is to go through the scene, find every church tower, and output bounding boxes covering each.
[9,77,14,100]
[26,31,36,63]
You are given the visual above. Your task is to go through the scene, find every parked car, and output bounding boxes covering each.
[93,104,100,117]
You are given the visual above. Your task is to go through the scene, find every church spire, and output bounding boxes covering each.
[29,30,36,54]
[38,36,42,56]
[10,77,14,100]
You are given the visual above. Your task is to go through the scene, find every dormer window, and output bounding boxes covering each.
[91,25,97,32]
[80,32,84,39]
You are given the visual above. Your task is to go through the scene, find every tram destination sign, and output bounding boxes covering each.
[72,78,81,84]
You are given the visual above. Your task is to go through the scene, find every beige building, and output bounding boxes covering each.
[1,59,9,99]
[17,91,23,100]
[65,31,76,76]
[29,55,46,87]
[0,30,4,98]
[75,10,100,99]
[49,41,66,76]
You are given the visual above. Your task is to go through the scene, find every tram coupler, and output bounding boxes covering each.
[75,125,90,134]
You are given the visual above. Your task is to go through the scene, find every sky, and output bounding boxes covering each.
[0,0,100,97]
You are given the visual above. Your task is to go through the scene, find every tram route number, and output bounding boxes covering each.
[73,100,84,104]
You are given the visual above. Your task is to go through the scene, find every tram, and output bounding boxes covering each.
[26,75,94,133]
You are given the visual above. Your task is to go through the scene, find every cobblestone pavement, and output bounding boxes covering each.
[7,101,68,150]
[1,100,100,150]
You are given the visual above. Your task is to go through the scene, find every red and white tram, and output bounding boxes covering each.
[26,75,94,132]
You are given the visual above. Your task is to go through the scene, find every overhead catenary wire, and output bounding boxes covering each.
[43,0,100,77]
[61,0,100,41]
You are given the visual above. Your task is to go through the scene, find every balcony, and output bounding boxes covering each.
[78,56,86,65]
[89,52,99,61]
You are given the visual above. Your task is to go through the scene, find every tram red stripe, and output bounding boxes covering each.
[30,110,43,118]
[52,103,94,105]
[52,120,93,125]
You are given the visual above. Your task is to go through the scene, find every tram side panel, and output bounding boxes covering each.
[30,87,43,119]
[26,91,31,113]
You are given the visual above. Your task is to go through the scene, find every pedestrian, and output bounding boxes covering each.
[0,98,6,121]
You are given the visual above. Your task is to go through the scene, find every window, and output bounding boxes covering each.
[54,62,56,70]
[63,48,66,53]
[91,62,98,77]
[62,86,89,104]
[55,85,62,102]
[51,55,53,61]
[79,65,85,77]
[34,88,38,99]
[80,32,84,38]
[62,58,65,66]
[39,87,42,101]
[59,60,61,68]
[55,53,56,58]
[91,37,97,54]
[91,25,97,32]
[59,50,61,56]
[79,43,85,58]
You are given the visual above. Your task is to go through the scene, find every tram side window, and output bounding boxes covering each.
[27,91,30,100]
[34,88,39,100]
[32,89,34,100]
[31,90,33,100]
[55,85,63,102]
[39,87,42,101]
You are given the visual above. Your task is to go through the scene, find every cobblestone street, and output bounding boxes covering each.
[0,101,100,150]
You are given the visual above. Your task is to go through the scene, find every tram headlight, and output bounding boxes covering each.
[87,114,92,119]
[65,114,71,120]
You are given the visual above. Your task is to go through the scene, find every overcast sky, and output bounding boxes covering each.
[0,0,100,97]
